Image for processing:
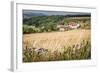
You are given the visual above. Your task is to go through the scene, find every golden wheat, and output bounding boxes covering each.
[23,29,90,52]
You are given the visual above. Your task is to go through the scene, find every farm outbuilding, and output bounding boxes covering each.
[57,25,69,31]
[57,22,80,31]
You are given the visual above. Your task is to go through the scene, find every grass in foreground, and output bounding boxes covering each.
[23,39,91,62]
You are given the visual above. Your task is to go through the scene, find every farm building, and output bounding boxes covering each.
[57,25,69,31]
[68,22,80,29]
[57,22,80,31]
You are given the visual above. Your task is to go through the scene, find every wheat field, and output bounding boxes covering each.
[23,29,90,53]
[23,29,91,62]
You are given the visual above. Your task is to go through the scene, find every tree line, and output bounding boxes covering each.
[23,15,91,34]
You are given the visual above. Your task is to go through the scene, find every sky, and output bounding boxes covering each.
[23,10,91,16]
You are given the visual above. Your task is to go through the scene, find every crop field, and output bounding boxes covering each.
[23,29,91,62]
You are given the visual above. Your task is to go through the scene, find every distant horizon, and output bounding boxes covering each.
[23,10,91,16]
[23,10,91,19]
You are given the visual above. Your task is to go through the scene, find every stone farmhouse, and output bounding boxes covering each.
[57,22,80,31]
